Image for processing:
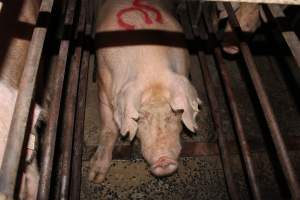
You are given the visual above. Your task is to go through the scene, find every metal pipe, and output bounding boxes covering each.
[201,0,300,5]
[224,3,300,199]
[215,47,262,200]
[198,52,241,200]
[69,0,94,198]
[59,4,86,198]
[262,5,300,71]
[185,2,240,199]
[37,0,78,199]
[0,1,54,199]
[201,7,262,199]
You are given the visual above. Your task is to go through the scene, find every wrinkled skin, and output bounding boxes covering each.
[89,0,201,183]
[138,97,182,176]
[0,0,42,199]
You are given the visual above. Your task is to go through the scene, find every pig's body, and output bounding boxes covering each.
[89,0,201,183]
[0,0,42,199]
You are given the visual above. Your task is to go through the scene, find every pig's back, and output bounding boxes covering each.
[96,0,189,99]
[97,0,180,32]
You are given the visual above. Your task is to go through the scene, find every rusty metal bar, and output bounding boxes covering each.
[201,7,262,199]
[59,2,86,199]
[262,5,300,71]
[224,3,300,199]
[37,0,78,199]
[0,1,54,199]
[197,51,241,200]
[184,2,240,199]
[69,0,94,198]
[201,0,300,5]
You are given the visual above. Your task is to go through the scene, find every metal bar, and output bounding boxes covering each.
[224,3,300,199]
[37,0,78,199]
[201,0,300,5]
[215,46,262,200]
[0,1,54,199]
[263,5,300,71]
[184,2,240,199]
[69,0,94,198]
[201,7,262,199]
[59,3,86,199]
[197,51,241,200]
[85,135,300,160]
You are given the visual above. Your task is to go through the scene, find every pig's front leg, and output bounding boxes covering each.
[19,156,39,200]
[88,88,118,183]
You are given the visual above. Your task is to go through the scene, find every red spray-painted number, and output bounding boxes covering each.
[117,0,163,30]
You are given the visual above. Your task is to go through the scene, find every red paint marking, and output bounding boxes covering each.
[133,0,163,23]
[116,0,163,30]
[117,7,153,30]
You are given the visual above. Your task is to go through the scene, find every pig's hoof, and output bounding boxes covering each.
[88,168,107,183]
[88,147,111,183]
[150,156,178,177]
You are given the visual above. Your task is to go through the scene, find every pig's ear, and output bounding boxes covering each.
[113,82,141,141]
[169,75,202,132]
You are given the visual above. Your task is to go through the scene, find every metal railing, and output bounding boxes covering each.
[0,0,299,199]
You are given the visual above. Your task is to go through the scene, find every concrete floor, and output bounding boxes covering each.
[80,47,300,199]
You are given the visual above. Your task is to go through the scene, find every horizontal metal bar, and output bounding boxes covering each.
[201,0,300,5]
[84,135,300,160]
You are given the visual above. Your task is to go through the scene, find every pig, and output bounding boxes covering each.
[215,3,288,54]
[215,3,262,54]
[89,0,201,183]
[0,0,43,199]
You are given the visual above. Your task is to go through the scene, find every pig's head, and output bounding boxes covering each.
[114,75,201,176]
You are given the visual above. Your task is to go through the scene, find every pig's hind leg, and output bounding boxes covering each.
[89,87,118,183]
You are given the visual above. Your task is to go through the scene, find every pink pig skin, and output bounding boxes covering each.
[89,0,201,183]
[0,0,42,199]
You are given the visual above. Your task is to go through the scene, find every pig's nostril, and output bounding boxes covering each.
[150,157,178,176]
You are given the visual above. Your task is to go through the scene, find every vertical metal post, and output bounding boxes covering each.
[201,6,262,199]
[224,3,300,199]
[59,2,86,198]
[69,0,94,199]
[185,2,240,199]
[0,1,54,199]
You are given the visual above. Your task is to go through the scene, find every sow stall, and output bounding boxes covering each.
[0,0,299,199]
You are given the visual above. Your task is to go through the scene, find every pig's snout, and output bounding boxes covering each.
[223,45,240,55]
[150,156,178,176]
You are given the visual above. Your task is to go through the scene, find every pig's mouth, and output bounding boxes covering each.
[150,156,178,176]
